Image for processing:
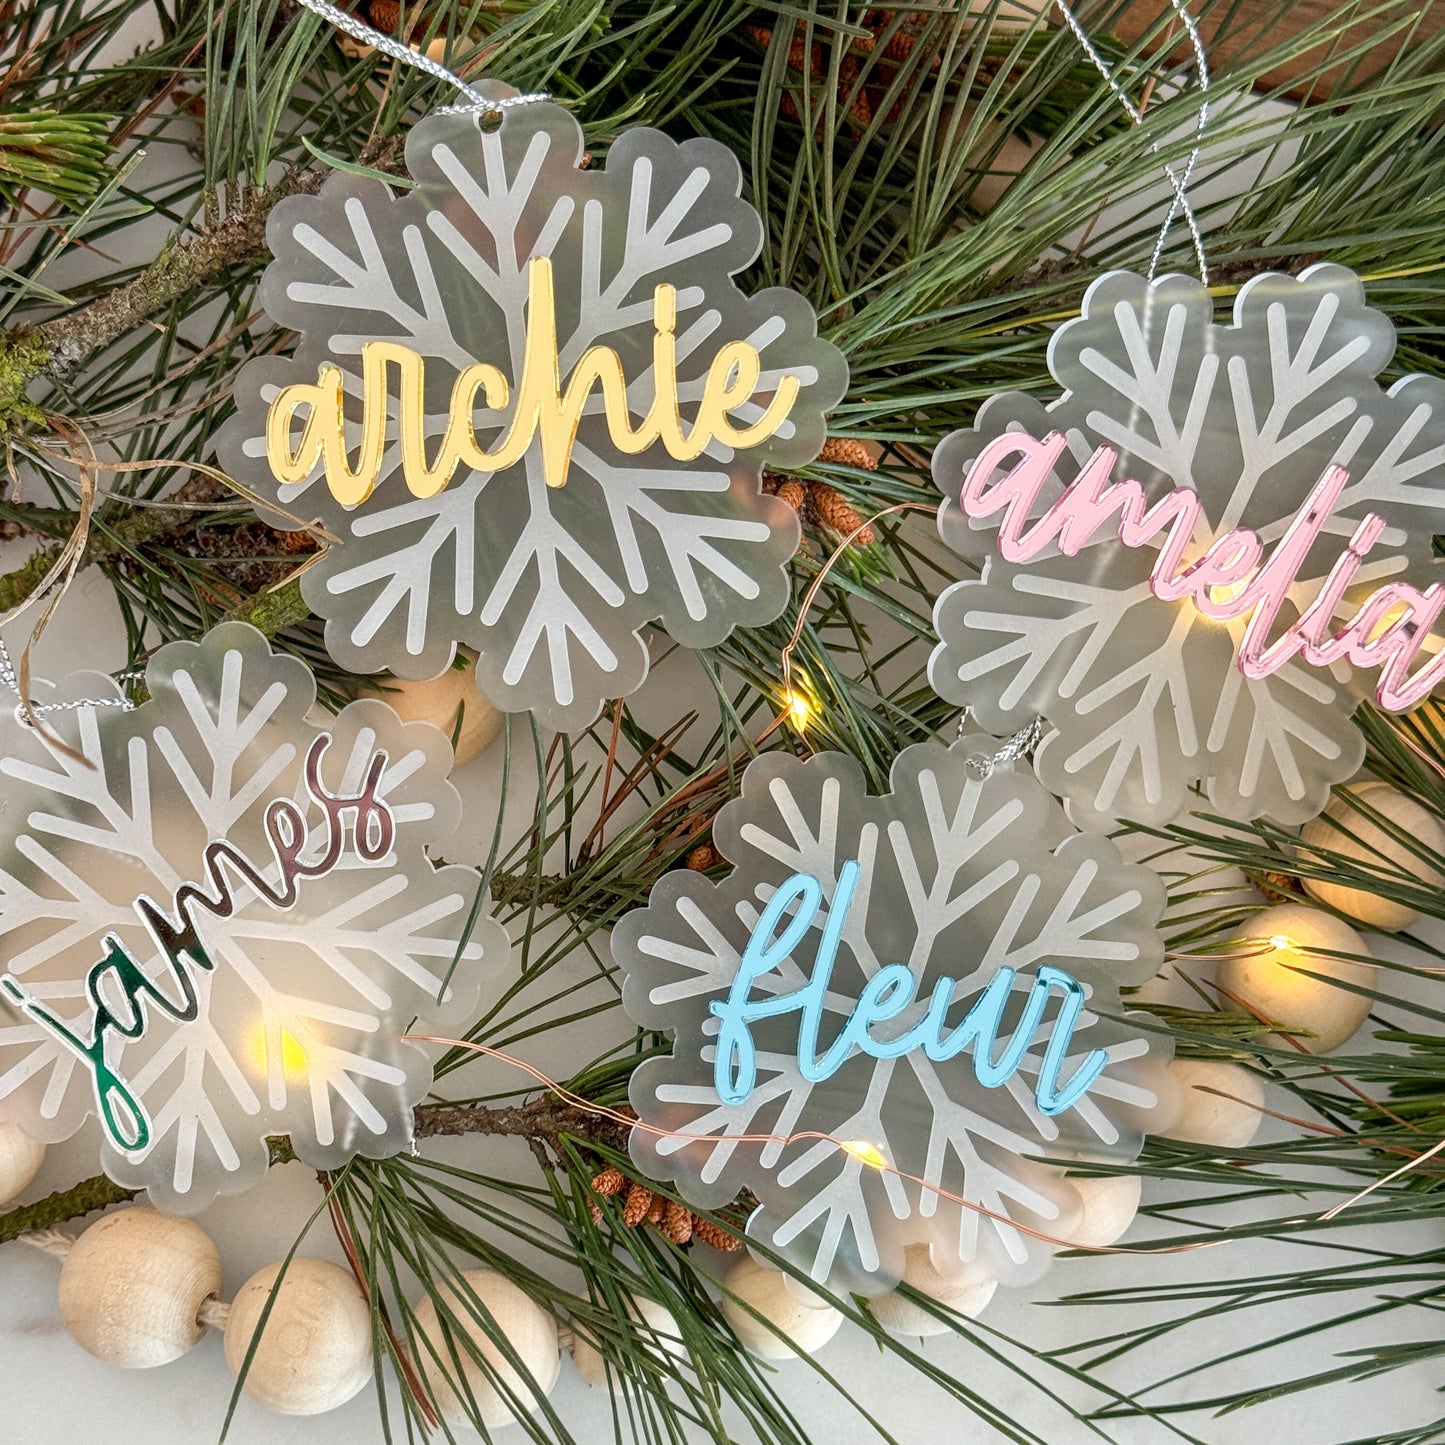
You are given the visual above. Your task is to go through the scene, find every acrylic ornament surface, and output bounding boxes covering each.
[614,738,1170,1294]
[216,88,847,730]
[930,264,1445,830]
[0,624,507,1213]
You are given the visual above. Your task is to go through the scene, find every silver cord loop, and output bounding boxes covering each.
[1052,0,1210,282]
[291,0,550,114]
[0,636,134,721]
[957,716,1045,780]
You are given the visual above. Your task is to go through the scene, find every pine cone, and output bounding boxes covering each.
[661,1201,694,1245]
[776,479,807,512]
[686,841,721,871]
[818,438,878,471]
[622,1181,654,1227]
[591,1166,627,1197]
[367,0,402,30]
[646,1192,668,1226]
[275,527,318,555]
[1259,870,1306,905]
[808,481,875,545]
[693,1218,743,1252]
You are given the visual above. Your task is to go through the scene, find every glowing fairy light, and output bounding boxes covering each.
[787,693,811,727]
[251,1023,309,1079]
[841,1139,888,1169]
[1208,577,1249,608]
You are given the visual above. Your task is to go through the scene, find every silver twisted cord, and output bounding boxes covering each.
[291,0,550,115]
[956,716,1045,779]
[0,636,134,719]
[1052,0,1211,282]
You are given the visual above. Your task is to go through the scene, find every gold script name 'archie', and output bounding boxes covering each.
[265,255,803,503]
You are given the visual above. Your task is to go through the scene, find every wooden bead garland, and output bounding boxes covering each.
[1299,781,1445,932]
[354,646,503,768]
[58,1207,222,1368]
[1163,1059,1264,1149]
[30,1211,576,1425]
[1220,903,1375,1054]
[0,1121,45,1206]
[570,1291,685,1391]
[719,1255,843,1359]
[867,1243,998,1338]
[224,1258,374,1415]
[413,1267,561,1429]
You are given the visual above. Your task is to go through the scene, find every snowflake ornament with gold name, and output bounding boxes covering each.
[216,86,848,730]
[930,265,1445,831]
[0,624,507,1214]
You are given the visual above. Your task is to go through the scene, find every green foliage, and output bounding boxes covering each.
[0,0,1443,1441]
[0,110,113,205]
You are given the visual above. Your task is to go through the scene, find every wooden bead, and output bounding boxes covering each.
[570,1292,684,1391]
[59,1208,221,1368]
[1220,903,1374,1053]
[1299,781,1445,931]
[719,1256,843,1359]
[355,647,503,767]
[0,1121,44,1206]
[1069,1173,1142,1249]
[1163,1059,1264,1148]
[414,1268,560,1429]
[224,1258,373,1415]
[867,1244,997,1337]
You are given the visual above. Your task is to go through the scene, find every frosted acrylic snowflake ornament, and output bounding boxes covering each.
[215,87,848,731]
[614,738,1170,1294]
[930,264,1445,831]
[0,623,507,1213]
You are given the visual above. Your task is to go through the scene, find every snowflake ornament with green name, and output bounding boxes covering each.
[0,624,507,1214]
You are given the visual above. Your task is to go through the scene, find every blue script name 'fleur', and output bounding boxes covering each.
[710,860,1109,1117]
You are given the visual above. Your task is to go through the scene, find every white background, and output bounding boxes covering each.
[1,9,1439,1443]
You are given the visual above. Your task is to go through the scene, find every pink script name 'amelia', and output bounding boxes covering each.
[958,431,1444,713]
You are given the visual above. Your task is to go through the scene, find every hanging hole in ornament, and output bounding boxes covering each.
[477,108,505,134]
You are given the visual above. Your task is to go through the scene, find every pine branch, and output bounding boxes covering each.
[0,1095,627,1242]
[0,473,226,614]
[0,1173,136,1244]
[0,135,405,408]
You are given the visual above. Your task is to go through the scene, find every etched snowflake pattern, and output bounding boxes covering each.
[614,741,1169,1293]
[0,624,507,1212]
[216,88,847,731]
[930,264,1445,829]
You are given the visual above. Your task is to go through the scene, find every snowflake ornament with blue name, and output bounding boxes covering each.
[0,624,508,1214]
[216,86,848,731]
[930,264,1445,831]
[614,737,1172,1294]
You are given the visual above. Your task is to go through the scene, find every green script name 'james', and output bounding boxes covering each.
[0,736,394,1153]
[709,861,1112,1116]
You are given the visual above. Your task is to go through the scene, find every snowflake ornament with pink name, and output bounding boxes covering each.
[930,264,1445,831]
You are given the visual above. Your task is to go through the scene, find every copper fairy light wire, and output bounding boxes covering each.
[1318,1135,1445,1221]
[777,498,937,717]
[1387,717,1445,783]
[406,1033,1225,1259]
